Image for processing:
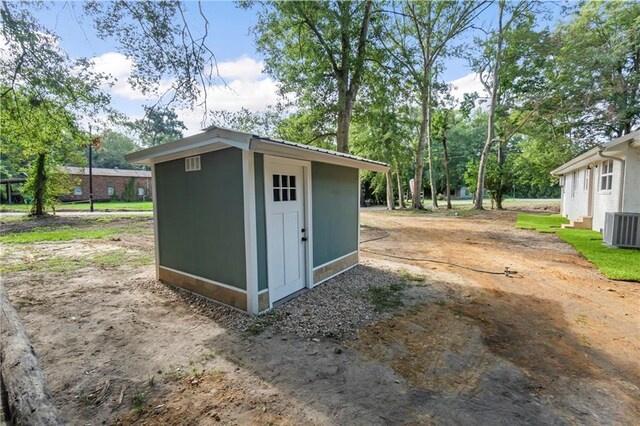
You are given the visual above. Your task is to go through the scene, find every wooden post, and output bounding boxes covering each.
[0,281,64,425]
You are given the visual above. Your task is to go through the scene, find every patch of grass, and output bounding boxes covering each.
[0,201,154,212]
[575,314,588,325]
[399,269,426,283]
[1,248,154,274]
[0,226,122,243]
[558,229,640,281]
[131,388,147,414]
[515,213,568,233]
[367,283,406,312]
[91,249,154,268]
[516,214,640,282]
[162,366,186,383]
[242,309,282,336]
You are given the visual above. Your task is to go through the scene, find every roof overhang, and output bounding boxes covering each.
[551,129,640,176]
[125,127,390,173]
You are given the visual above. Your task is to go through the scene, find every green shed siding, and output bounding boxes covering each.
[311,162,359,267]
[155,148,247,289]
[254,153,268,291]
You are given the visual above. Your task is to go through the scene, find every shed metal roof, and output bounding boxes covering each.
[61,166,151,178]
[125,126,390,173]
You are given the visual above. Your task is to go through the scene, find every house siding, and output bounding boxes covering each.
[60,174,152,202]
[311,162,359,267]
[561,167,590,222]
[592,159,624,232]
[155,148,247,289]
[622,147,640,214]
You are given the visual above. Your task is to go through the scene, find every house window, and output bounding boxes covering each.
[73,186,82,196]
[600,160,613,191]
[185,156,201,172]
[137,187,146,196]
[583,168,589,191]
[272,174,297,202]
[107,186,115,196]
[571,171,577,198]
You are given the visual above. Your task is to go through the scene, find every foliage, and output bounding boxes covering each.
[0,2,110,113]
[0,89,86,215]
[122,178,136,202]
[131,105,186,147]
[245,0,375,153]
[209,106,284,136]
[550,0,640,139]
[90,130,142,169]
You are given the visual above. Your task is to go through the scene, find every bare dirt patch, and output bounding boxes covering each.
[2,209,639,424]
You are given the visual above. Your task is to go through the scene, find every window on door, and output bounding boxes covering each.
[272,174,296,202]
[600,160,613,191]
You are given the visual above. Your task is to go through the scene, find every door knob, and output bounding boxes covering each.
[301,237,308,242]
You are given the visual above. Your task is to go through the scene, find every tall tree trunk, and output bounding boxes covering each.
[396,160,406,209]
[32,152,46,216]
[426,85,438,209]
[386,170,395,210]
[334,0,373,154]
[474,2,504,210]
[442,131,453,210]
[412,95,429,209]
[336,76,351,153]
[495,139,505,210]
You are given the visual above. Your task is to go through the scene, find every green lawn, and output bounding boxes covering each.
[0,201,153,212]
[516,214,640,282]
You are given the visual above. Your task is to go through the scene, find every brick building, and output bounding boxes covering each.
[60,167,152,202]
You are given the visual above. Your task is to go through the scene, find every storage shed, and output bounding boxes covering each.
[126,126,389,314]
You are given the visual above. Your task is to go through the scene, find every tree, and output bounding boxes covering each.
[245,0,374,153]
[1,90,85,215]
[551,1,640,140]
[471,0,540,209]
[209,106,285,136]
[380,0,489,209]
[131,106,187,147]
[92,130,141,169]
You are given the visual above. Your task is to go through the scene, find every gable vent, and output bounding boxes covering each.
[185,156,201,172]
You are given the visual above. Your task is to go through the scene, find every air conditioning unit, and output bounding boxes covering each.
[603,212,640,248]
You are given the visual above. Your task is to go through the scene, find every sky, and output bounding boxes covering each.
[30,1,564,136]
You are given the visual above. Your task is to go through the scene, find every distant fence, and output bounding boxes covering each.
[0,282,64,425]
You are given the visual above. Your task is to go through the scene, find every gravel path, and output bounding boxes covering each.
[134,258,421,339]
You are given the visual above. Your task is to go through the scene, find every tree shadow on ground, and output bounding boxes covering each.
[204,265,640,425]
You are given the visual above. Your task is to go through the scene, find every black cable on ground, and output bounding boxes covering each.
[360,228,513,276]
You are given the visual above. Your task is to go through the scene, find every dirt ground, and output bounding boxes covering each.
[1,207,639,425]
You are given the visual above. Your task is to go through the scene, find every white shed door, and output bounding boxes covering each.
[265,160,306,302]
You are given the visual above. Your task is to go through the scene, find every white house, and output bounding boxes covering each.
[551,129,640,233]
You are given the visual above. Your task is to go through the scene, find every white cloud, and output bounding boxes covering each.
[447,72,488,105]
[216,55,265,81]
[88,53,280,135]
[91,51,173,101]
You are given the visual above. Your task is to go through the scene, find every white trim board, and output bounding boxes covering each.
[158,266,248,294]
[243,151,260,314]
[151,164,160,280]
